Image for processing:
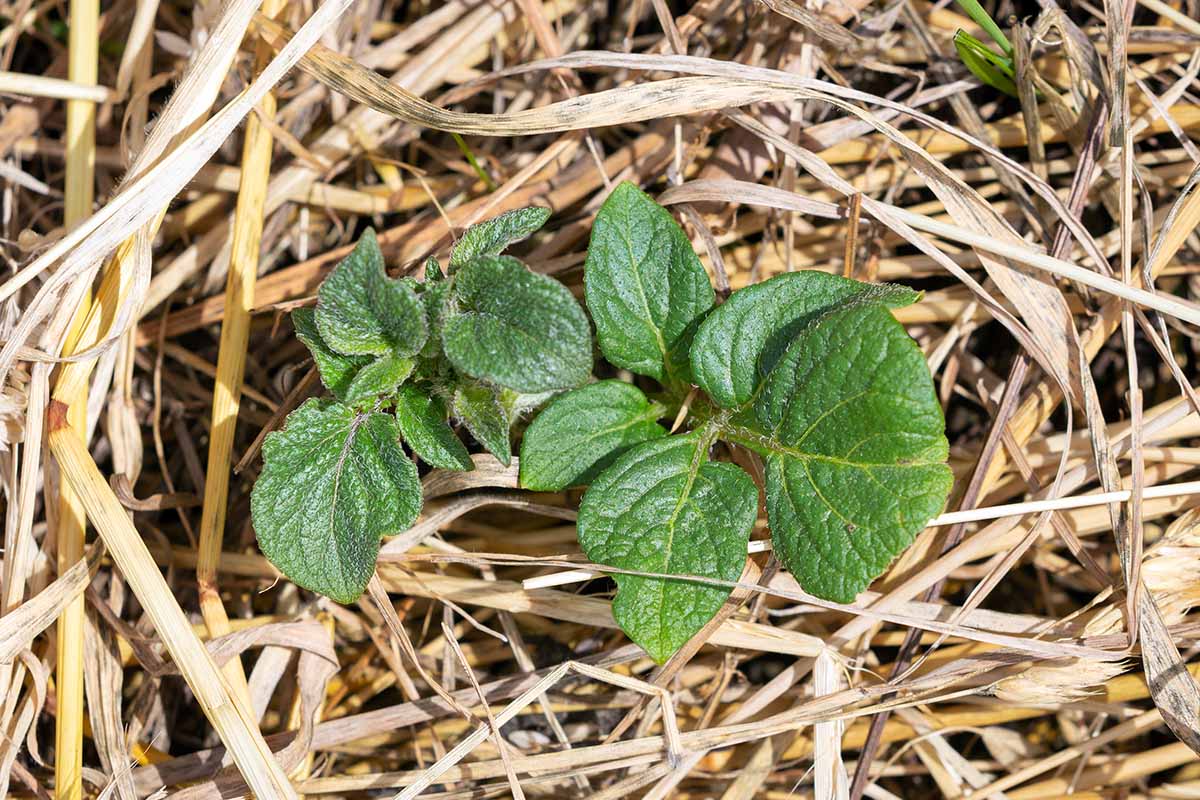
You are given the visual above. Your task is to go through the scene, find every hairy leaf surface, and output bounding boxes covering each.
[730,302,952,603]
[691,271,919,409]
[293,307,368,400]
[424,255,444,281]
[342,353,415,405]
[252,399,421,603]
[584,182,714,384]
[395,385,473,471]
[450,206,551,268]
[519,380,667,491]
[419,278,452,358]
[316,229,427,357]
[442,255,591,392]
[451,382,511,465]
[577,433,758,662]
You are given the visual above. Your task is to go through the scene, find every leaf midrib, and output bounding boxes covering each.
[570,404,665,447]
[326,412,368,588]
[613,225,673,382]
[722,422,945,470]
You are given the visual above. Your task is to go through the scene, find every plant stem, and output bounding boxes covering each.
[451,132,497,191]
[54,0,97,793]
[196,0,289,705]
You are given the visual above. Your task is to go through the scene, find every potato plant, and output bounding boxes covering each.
[251,208,591,602]
[252,184,953,663]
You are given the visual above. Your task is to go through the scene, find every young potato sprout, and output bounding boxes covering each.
[252,185,952,662]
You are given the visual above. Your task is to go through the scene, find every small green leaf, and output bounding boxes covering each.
[293,307,369,400]
[419,278,452,359]
[251,399,421,603]
[954,31,1018,97]
[951,0,1012,55]
[577,432,759,663]
[585,181,714,385]
[520,380,667,491]
[425,256,444,282]
[450,206,552,269]
[316,229,428,357]
[442,255,592,392]
[691,271,919,409]
[727,302,952,604]
[498,387,556,422]
[343,353,415,405]
[395,385,473,471]
[451,382,511,465]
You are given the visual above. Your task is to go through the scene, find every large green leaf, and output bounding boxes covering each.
[316,229,428,357]
[252,399,421,603]
[577,432,758,663]
[395,385,473,471]
[450,206,551,269]
[519,380,668,491]
[727,302,952,604]
[451,381,511,465]
[442,255,591,392]
[584,182,714,385]
[292,307,369,400]
[690,271,919,409]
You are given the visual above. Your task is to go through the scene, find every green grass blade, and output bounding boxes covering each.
[951,0,1013,56]
[954,31,1016,78]
[451,132,497,192]
[954,31,1019,97]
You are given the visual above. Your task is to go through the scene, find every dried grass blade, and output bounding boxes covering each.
[54,0,100,791]
[196,0,290,704]
[253,15,806,135]
[813,650,851,800]
[83,603,137,800]
[0,557,89,663]
[47,408,299,798]
[1137,593,1200,754]
[0,0,360,385]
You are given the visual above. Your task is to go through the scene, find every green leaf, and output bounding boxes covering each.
[293,307,369,400]
[425,256,444,282]
[251,399,421,603]
[395,385,473,471]
[419,278,451,359]
[442,255,592,392]
[497,387,556,422]
[951,0,1012,55]
[954,31,1018,97]
[450,132,497,193]
[585,182,715,385]
[316,229,428,357]
[727,302,952,604]
[451,382,511,465]
[577,432,759,663]
[520,380,668,491]
[450,206,552,269]
[691,272,920,409]
[343,353,415,405]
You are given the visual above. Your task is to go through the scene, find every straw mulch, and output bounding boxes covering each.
[3,0,1200,797]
